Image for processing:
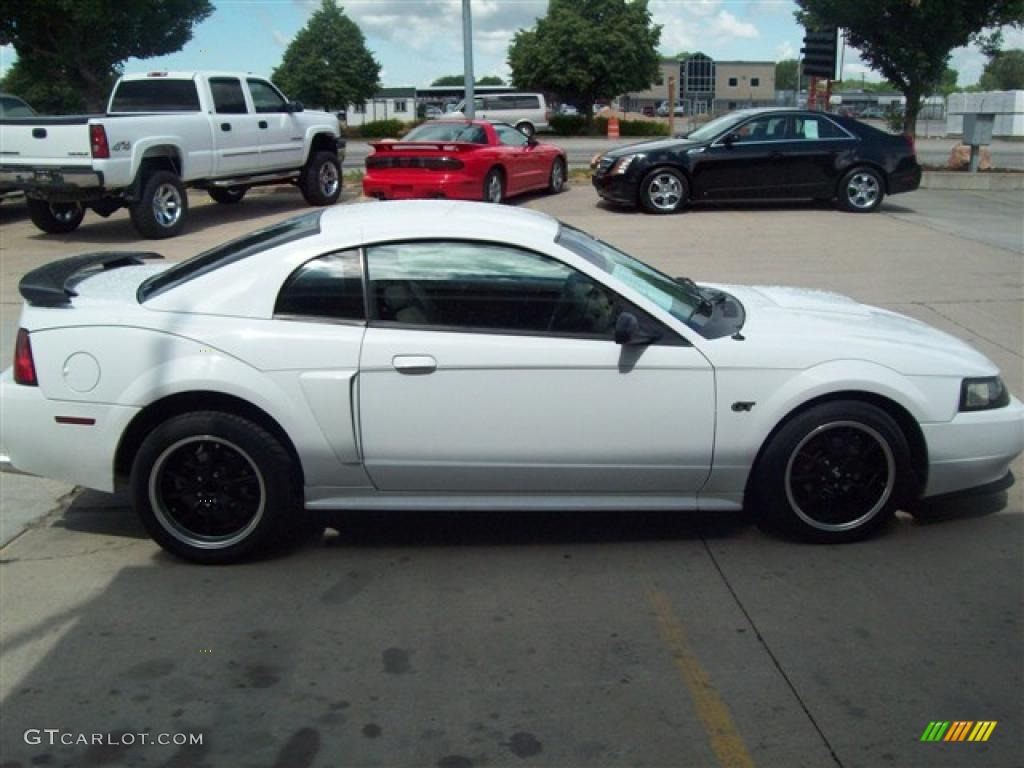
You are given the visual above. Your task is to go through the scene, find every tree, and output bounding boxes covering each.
[272,0,380,110]
[937,67,959,96]
[776,58,799,90]
[508,0,662,129]
[795,0,1024,133]
[979,49,1024,89]
[430,74,505,86]
[0,0,213,112]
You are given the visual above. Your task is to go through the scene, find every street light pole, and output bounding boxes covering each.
[462,0,475,118]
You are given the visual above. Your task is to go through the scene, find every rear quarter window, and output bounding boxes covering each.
[109,80,201,112]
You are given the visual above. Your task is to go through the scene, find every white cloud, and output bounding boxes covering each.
[708,10,759,41]
[776,41,795,60]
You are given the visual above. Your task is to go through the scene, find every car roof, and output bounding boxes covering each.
[320,200,560,247]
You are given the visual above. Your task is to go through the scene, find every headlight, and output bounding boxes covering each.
[610,154,641,175]
[959,376,1010,411]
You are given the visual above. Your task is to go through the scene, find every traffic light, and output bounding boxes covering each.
[801,27,838,80]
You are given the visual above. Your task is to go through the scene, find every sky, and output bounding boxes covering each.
[1,0,1020,90]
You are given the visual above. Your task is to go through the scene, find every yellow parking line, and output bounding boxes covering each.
[648,590,755,768]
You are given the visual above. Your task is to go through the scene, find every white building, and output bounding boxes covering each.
[344,87,417,126]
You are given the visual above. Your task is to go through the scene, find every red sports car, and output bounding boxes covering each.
[362,120,567,203]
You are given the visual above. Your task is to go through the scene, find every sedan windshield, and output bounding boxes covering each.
[402,122,488,144]
[556,225,703,326]
[685,112,749,142]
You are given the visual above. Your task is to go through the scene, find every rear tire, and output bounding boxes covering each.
[131,411,300,564]
[515,121,535,138]
[752,400,912,543]
[26,199,85,234]
[483,168,505,203]
[639,168,687,214]
[838,167,884,212]
[130,170,187,239]
[299,151,341,206]
[209,187,247,204]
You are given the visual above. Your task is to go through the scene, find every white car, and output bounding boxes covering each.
[1,202,1021,563]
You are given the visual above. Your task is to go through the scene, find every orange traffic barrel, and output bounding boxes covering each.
[608,116,620,138]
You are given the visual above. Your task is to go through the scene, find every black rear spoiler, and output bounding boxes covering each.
[19,251,163,307]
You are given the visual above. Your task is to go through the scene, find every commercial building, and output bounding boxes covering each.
[619,54,776,116]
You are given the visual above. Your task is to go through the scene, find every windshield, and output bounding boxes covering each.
[556,225,703,326]
[685,112,749,142]
[401,122,488,143]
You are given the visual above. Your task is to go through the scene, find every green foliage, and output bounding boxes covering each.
[979,49,1024,90]
[776,59,799,91]
[549,114,587,135]
[508,0,662,123]
[0,0,213,112]
[430,74,505,86]
[592,117,669,137]
[795,0,1024,133]
[272,0,380,110]
[431,75,465,86]
[937,67,960,96]
[346,119,422,139]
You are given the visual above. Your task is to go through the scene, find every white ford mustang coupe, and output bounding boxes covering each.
[1,201,1021,562]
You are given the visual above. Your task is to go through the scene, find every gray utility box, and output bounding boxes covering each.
[962,113,994,145]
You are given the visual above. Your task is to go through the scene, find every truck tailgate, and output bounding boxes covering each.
[0,117,93,167]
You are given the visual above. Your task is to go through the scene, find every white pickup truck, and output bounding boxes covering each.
[0,71,345,238]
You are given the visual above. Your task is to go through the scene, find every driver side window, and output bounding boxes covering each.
[364,241,628,338]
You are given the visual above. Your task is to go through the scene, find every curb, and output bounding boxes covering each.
[920,171,1024,190]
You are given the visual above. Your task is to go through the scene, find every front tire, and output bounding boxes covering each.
[548,157,566,194]
[639,168,688,214]
[130,170,187,239]
[26,199,85,234]
[209,187,247,204]
[839,167,884,212]
[299,151,342,206]
[131,412,300,564]
[752,401,913,542]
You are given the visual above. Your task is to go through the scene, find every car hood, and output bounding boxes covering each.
[708,284,998,377]
[603,138,697,159]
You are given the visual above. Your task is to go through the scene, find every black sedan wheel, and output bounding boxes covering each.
[839,167,884,212]
[640,168,687,214]
[131,412,299,564]
[753,401,913,542]
[209,187,248,204]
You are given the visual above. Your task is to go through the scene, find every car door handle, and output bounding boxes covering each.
[258,120,268,129]
[220,123,232,132]
[392,355,437,374]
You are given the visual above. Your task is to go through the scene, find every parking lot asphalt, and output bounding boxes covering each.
[1,185,1022,768]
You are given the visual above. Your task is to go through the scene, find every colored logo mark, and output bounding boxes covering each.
[920,721,996,742]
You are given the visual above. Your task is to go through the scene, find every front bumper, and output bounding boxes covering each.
[362,170,484,201]
[921,395,1024,497]
[591,172,639,206]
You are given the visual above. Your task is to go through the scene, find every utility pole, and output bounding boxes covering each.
[462,0,475,118]
[668,75,676,135]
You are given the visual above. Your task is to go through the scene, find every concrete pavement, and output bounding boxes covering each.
[1,185,1022,767]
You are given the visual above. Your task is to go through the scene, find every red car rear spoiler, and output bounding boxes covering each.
[368,141,485,153]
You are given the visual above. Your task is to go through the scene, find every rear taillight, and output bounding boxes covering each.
[90,124,110,159]
[14,329,38,386]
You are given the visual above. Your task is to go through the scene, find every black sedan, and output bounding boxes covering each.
[592,108,921,214]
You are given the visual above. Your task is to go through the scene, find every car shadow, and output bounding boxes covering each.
[590,198,921,216]
[54,488,754,549]
[12,187,361,246]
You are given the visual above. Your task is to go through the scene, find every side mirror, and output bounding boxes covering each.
[723,131,740,145]
[526,135,538,147]
[615,312,659,346]
[285,101,304,113]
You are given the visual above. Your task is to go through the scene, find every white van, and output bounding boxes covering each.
[449,93,550,136]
